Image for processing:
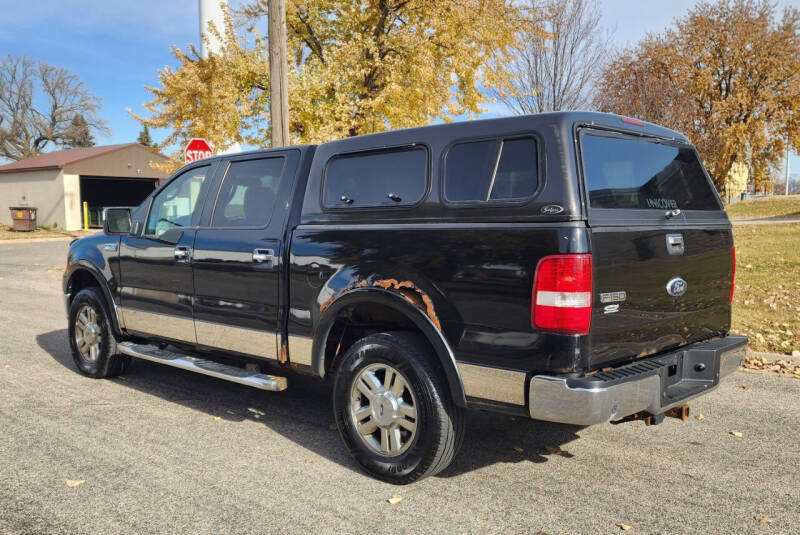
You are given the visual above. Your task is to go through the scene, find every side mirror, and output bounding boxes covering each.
[103,207,132,235]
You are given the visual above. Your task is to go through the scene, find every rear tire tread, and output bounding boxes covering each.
[333,331,465,484]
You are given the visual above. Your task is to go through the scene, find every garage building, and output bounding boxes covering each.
[0,143,170,230]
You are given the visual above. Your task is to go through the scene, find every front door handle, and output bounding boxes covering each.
[252,248,276,266]
[174,246,191,261]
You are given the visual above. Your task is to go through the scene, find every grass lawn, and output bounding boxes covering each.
[725,195,800,220]
[0,225,95,240]
[732,222,800,355]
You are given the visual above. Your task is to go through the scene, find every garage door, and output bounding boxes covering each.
[80,176,157,226]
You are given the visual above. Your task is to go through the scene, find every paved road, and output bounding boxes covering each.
[1,239,798,534]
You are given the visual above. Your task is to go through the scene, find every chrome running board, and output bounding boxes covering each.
[117,342,287,391]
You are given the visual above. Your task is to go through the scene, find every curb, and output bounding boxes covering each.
[0,236,80,245]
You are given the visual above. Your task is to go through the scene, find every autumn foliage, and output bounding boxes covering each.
[134,1,534,170]
[595,0,800,191]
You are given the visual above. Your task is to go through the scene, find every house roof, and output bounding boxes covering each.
[0,143,161,173]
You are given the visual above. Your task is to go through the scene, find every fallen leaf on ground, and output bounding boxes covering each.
[742,356,800,377]
[66,480,85,488]
[387,496,402,505]
[617,523,632,531]
[214,416,221,421]
[513,445,524,453]
[247,407,265,417]
[544,446,572,457]
[753,515,773,524]
[730,430,743,437]
[695,413,705,420]
[739,384,748,389]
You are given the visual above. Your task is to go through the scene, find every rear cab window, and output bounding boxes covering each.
[323,146,428,209]
[579,130,722,214]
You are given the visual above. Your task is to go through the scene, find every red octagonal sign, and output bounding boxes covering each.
[184,138,213,163]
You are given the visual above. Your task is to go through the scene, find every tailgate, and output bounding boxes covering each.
[578,128,734,368]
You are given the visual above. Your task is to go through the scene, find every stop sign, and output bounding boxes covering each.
[184,138,213,163]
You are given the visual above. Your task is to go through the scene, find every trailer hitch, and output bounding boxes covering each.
[612,404,690,426]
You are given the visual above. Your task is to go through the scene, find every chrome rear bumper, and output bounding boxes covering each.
[529,335,748,426]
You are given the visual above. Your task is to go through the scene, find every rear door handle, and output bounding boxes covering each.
[174,246,191,261]
[252,248,276,266]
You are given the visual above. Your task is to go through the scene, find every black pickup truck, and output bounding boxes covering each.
[63,112,746,483]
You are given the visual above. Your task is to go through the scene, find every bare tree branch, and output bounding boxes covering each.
[491,0,612,114]
[0,55,109,161]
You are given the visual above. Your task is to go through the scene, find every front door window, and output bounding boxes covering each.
[145,166,210,238]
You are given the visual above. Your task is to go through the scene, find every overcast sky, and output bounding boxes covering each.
[2,0,799,169]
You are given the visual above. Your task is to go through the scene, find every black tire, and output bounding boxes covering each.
[333,332,465,484]
[68,287,130,378]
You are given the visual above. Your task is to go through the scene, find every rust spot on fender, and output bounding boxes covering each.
[372,279,442,331]
[319,294,337,314]
[317,277,442,331]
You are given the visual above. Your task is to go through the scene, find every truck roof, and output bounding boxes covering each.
[199,111,690,163]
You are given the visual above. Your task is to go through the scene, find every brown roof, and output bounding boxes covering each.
[0,143,153,173]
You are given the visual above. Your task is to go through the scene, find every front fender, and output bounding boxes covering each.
[311,287,467,407]
[63,235,123,335]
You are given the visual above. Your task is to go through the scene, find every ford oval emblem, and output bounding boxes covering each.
[666,277,687,298]
[540,204,564,215]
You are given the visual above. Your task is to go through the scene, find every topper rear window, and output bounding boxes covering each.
[580,132,721,211]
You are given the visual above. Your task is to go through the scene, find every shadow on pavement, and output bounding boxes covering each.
[37,329,584,480]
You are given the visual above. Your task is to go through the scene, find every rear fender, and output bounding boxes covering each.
[312,287,467,408]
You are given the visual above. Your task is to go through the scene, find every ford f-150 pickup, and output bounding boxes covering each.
[63,112,747,483]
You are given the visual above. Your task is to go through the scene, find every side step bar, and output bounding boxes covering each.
[117,342,287,391]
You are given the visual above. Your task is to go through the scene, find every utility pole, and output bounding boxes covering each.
[268,0,290,148]
[785,146,791,196]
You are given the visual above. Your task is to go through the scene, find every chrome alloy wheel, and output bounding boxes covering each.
[349,363,418,457]
[74,304,102,362]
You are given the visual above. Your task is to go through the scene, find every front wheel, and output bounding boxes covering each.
[68,288,129,378]
[333,332,465,484]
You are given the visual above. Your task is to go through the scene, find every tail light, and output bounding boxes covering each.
[729,246,736,304]
[532,254,593,335]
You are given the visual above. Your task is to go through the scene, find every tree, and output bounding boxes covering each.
[0,55,109,160]
[133,1,539,171]
[595,0,800,190]
[137,125,154,147]
[492,0,611,114]
[66,114,95,147]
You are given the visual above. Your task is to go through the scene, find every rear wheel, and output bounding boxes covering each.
[333,332,465,484]
[68,288,129,378]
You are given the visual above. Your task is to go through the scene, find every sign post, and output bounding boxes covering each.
[184,138,213,163]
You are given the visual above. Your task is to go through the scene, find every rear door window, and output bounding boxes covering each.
[580,132,721,211]
[211,157,285,228]
[323,146,428,208]
[444,136,538,203]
